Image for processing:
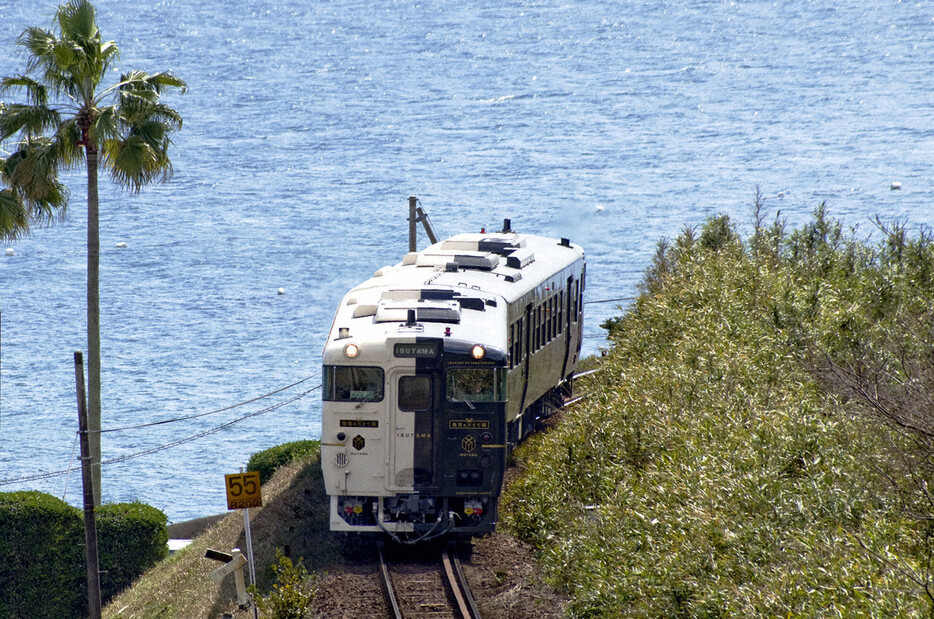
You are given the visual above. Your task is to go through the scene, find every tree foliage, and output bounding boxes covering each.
[506,202,934,616]
[0,0,185,504]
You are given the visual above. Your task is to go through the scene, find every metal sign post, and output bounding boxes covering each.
[224,468,262,617]
[239,467,257,587]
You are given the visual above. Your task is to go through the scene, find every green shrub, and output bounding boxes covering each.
[0,492,169,617]
[0,491,84,618]
[249,549,316,619]
[503,206,934,616]
[97,501,168,601]
[248,440,320,483]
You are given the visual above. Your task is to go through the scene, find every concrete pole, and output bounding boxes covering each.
[75,351,102,619]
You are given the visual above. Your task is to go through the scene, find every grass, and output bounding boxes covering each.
[503,206,934,616]
[103,443,338,618]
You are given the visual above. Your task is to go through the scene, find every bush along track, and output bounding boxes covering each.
[504,204,934,617]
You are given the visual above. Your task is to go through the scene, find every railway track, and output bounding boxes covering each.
[378,545,481,619]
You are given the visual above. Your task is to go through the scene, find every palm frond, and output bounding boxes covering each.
[0,75,49,106]
[0,103,61,142]
[54,117,83,167]
[49,0,113,102]
[0,188,33,241]
[105,133,173,191]
[87,105,120,145]
[59,0,98,43]
[141,71,188,94]
[0,141,68,230]
[18,27,57,73]
[114,70,187,108]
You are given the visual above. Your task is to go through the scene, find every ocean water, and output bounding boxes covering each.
[1,0,932,522]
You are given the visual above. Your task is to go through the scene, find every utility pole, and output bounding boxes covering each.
[75,351,102,619]
[409,196,418,252]
[408,196,438,253]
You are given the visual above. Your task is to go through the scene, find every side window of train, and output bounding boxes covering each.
[398,375,431,411]
[544,299,550,343]
[508,323,514,369]
[536,306,542,350]
[549,296,556,341]
[580,266,586,317]
[532,308,537,351]
[558,290,564,334]
[516,317,523,364]
[542,299,551,346]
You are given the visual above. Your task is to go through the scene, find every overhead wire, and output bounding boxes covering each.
[585,296,637,304]
[101,384,320,466]
[96,374,318,433]
[0,375,320,488]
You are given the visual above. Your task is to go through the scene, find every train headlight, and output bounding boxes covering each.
[344,343,360,358]
[471,344,485,359]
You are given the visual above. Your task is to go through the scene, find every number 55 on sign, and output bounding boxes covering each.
[225,471,263,510]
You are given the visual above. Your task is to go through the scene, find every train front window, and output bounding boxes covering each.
[323,366,384,402]
[446,368,505,405]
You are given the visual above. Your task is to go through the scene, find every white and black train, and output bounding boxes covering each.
[321,220,585,539]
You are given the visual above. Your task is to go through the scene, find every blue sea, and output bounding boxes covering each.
[1,0,932,522]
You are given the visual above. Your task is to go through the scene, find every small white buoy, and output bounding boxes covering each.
[116,242,127,248]
[5,248,14,256]
[890,182,902,190]
[278,287,285,295]
[595,204,605,212]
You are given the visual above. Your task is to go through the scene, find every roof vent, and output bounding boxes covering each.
[505,249,535,269]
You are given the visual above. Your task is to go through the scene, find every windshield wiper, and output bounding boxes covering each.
[451,384,476,410]
[355,393,376,409]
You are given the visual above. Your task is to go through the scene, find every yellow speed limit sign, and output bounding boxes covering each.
[225,471,263,510]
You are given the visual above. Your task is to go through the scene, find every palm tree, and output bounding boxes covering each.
[0,0,186,505]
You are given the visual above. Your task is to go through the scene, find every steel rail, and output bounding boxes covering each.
[441,548,473,618]
[377,546,403,619]
[446,548,482,619]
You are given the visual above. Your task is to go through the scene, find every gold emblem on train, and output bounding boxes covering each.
[462,435,477,452]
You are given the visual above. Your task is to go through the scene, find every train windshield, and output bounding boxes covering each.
[323,365,385,402]
[446,368,505,405]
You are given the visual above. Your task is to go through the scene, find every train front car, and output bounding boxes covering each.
[321,227,584,541]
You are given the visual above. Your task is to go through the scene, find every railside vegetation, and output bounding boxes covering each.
[247,439,320,483]
[504,202,934,616]
[102,445,334,618]
[0,492,167,618]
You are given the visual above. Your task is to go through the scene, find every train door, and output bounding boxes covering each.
[387,367,440,493]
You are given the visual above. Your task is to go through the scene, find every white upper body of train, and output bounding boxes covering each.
[321,226,585,536]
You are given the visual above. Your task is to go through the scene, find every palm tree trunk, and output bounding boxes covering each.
[86,144,102,507]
